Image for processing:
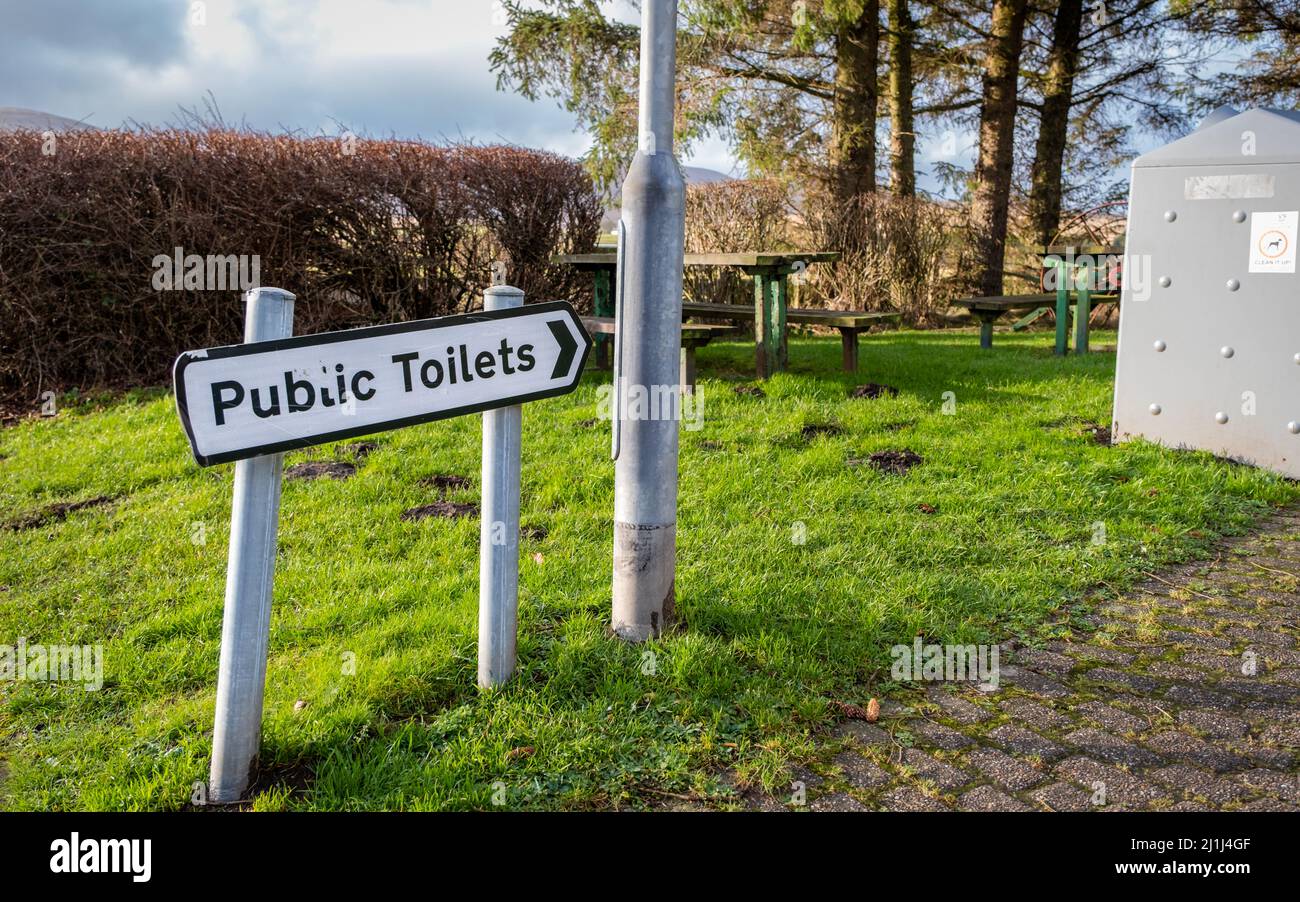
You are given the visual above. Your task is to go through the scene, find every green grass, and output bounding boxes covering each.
[1,328,1295,811]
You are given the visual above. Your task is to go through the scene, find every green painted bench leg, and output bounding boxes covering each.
[1074,260,1092,354]
[752,271,780,379]
[979,314,995,349]
[774,273,789,370]
[593,266,613,369]
[839,328,860,372]
[1054,259,1070,356]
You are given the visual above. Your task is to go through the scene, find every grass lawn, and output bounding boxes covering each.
[1,328,1296,811]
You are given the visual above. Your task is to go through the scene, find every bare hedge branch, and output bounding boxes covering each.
[0,128,601,398]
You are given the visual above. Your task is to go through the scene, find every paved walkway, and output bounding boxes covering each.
[738,507,1300,811]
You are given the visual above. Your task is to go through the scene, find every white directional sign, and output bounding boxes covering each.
[174,301,591,465]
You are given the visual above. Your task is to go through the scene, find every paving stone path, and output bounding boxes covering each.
[738,507,1300,812]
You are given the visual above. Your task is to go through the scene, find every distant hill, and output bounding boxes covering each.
[0,107,97,133]
[682,165,732,185]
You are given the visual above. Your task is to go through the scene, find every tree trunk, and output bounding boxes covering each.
[968,0,1029,297]
[886,0,915,197]
[1027,0,1084,249]
[828,0,880,203]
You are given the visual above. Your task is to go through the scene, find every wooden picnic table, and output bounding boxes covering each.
[579,316,734,393]
[956,245,1123,353]
[555,251,842,379]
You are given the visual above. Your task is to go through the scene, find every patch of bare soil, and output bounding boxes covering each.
[419,474,473,492]
[851,383,899,400]
[401,501,478,522]
[864,449,923,475]
[192,758,317,810]
[801,422,843,440]
[1081,422,1112,445]
[5,495,114,531]
[285,461,356,481]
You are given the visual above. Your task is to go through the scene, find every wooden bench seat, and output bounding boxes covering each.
[954,293,1118,350]
[580,316,735,392]
[681,302,900,372]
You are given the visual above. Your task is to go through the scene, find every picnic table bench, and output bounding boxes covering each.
[579,316,735,393]
[955,293,1119,351]
[557,250,894,378]
[956,245,1122,354]
[681,302,900,372]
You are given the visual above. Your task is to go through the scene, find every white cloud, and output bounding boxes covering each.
[0,0,736,171]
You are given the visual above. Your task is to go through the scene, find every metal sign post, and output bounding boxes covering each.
[179,286,591,801]
[478,285,523,688]
[611,0,686,641]
[208,287,295,804]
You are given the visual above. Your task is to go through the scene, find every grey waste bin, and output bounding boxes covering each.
[1112,107,1300,478]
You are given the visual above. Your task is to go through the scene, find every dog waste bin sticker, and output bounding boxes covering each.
[1248,211,1297,274]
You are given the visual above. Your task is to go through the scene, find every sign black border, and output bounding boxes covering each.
[173,301,592,466]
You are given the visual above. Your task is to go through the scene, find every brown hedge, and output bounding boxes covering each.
[0,129,602,397]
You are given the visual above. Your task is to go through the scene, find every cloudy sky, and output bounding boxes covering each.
[0,0,741,172]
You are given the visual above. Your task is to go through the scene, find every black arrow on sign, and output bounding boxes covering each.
[547,319,578,379]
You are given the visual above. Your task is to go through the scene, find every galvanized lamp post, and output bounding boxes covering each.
[611,0,685,641]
